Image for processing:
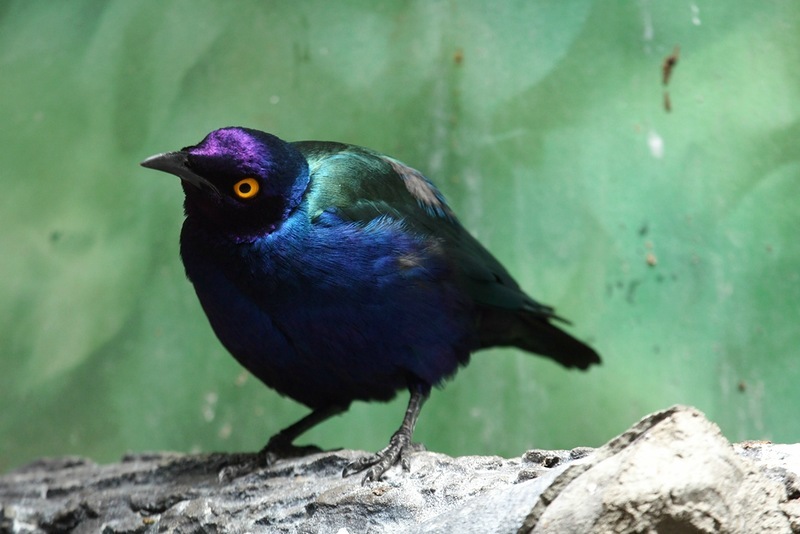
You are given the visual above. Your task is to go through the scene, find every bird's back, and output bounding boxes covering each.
[295,141,600,371]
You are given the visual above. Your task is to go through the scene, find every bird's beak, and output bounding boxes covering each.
[140,151,219,194]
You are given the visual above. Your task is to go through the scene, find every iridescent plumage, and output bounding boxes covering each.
[142,127,600,482]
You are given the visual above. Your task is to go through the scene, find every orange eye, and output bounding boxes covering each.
[233,177,259,199]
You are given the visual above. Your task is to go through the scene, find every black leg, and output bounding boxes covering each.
[342,382,430,484]
[260,404,347,463]
[219,404,346,482]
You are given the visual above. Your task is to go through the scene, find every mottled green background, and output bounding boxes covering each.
[2,1,799,473]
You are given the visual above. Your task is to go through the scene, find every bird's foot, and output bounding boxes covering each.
[217,453,261,483]
[342,431,425,484]
[216,435,323,483]
[259,433,324,465]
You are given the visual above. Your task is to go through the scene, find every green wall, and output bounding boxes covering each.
[2,1,799,473]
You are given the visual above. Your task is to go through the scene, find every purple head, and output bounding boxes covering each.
[142,127,310,236]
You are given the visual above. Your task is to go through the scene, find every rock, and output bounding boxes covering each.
[522,406,795,533]
[1,405,798,533]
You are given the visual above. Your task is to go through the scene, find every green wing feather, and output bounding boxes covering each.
[293,141,599,369]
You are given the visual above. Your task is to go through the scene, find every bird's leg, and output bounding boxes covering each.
[342,383,430,484]
[260,404,347,464]
[219,404,345,482]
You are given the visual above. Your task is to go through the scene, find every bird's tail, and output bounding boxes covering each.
[477,307,600,369]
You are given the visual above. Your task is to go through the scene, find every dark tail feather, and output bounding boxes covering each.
[478,308,601,369]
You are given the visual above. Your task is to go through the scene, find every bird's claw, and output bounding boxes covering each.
[401,456,412,471]
[216,452,261,483]
[217,437,324,483]
[260,434,324,463]
[341,456,376,478]
[343,432,422,484]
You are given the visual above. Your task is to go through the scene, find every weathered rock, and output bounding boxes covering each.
[522,406,795,533]
[1,405,798,533]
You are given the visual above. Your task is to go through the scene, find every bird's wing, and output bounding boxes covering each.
[292,141,557,320]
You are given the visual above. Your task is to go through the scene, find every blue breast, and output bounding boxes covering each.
[180,206,476,409]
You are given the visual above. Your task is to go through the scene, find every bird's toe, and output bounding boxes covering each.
[216,452,261,483]
[261,436,324,464]
[341,455,378,479]
[342,432,421,484]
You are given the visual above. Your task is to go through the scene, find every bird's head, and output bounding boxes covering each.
[141,127,309,237]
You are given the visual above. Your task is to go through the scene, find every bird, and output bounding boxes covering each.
[141,127,600,483]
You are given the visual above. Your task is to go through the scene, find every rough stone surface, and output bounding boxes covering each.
[1,405,798,533]
[523,406,796,533]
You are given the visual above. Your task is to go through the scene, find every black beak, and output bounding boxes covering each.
[140,151,219,194]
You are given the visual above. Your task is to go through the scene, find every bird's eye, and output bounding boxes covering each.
[233,177,260,199]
